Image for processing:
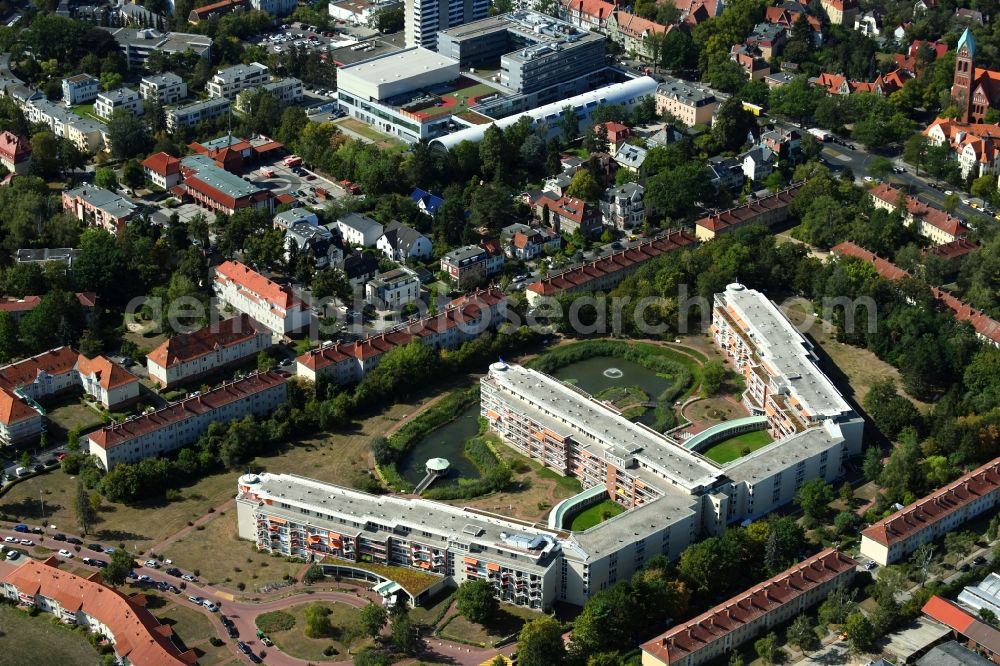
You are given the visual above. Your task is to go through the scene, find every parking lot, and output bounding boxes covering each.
[245,160,352,207]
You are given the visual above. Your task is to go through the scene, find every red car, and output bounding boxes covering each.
[57,453,67,461]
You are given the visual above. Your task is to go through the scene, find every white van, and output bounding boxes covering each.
[14,467,28,477]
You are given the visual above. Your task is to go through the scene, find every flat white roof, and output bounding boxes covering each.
[339,47,458,83]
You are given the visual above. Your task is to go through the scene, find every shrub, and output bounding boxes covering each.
[164,489,182,501]
[237,582,246,591]
[256,610,296,633]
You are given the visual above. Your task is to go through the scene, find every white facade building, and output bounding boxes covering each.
[94,87,144,120]
[213,260,309,337]
[337,213,384,247]
[140,72,187,105]
[87,371,288,470]
[61,74,99,106]
[207,62,271,100]
[365,267,421,309]
[404,0,488,48]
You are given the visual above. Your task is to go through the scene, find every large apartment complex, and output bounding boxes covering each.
[87,370,288,470]
[213,260,308,337]
[254,286,863,610]
[207,62,271,99]
[146,314,272,388]
[860,457,1000,565]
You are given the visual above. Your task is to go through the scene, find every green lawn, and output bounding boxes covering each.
[0,604,100,666]
[701,430,774,464]
[570,500,626,531]
[439,603,538,647]
[70,103,103,123]
[265,601,368,662]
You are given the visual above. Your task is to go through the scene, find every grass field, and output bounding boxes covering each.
[701,430,774,464]
[335,118,406,150]
[45,398,105,441]
[0,392,443,552]
[0,605,100,665]
[154,602,232,665]
[409,79,500,120]
[439,603,538,647]
[570,500,625,531]
[161,513,304,593]
[265,601,368,662]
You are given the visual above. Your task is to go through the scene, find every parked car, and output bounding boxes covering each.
[66,537,82,545]
[5,550,18,560]
[104,546,115,554]
[181,574,197,582]
[3,536,16,543]
[19,539,33,546]
[165,567,182,577]
[974,556,987,566]
[13,524,28,533]
[53,533,66,541]
[238,641,252,655]
[57,549,73,558]
[188,595,204,605]
[203,601,219,612]
[144,559,160,569]
[88,543,103,552]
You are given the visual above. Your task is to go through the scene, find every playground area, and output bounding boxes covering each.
[403,78,502,121]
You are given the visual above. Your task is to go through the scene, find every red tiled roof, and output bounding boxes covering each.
[214,260,301,311]
[2,558,197,665]
[0,346,80,393]
[147,314,267,369]
[696,184,801,235]
[562,0,615,21]
[832,241,911,281]
[868,182,969,238]
[642,549,856,665]
[297,289,505,373]
[0,387,40,425]
[862,458,1000,547]
[834,241,1000,345]
[923,595,975,632]
[141,152,181,177]
[527,230,698,297]
[87,370,287,450]
[0,295,40,313]
[928,238,979,261]
[190,0,243,17]
[612,10,669,39]
[0,131,30,162]
[75,355,139,391]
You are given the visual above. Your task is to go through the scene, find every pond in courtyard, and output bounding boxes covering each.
[553,356,676,427]
[398,404,483,487]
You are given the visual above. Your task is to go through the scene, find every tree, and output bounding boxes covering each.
[795,478,833,527]
[862,379,921,439]
[0,311,18,364]
[470,182,515,233]
[456,579,497,624]
[391,608,418,654]
[99,71,122,91]
[518,616,566,666]
[844,612,876,653]
[303,565,325,584]
[359,602,387,639]
[312,269,352,303]
[256,351,276,373]
[787,614,817,652]
[95,167,118,191]
[19,450,30,469]
[29,130,59,178]
[862,446,882,482]
[566,169,601,203]
[768,76,822,122]
[304,603,333,638]
[352,648,393,666]
[122,159,145,189]
[710,97,756,152]
[75,478,97,534]
[103,548,134,587]
[701,360,726,395]
[728,653,745,666]
[107,109,150,160]
[902,133,929,174]
[754,632,779,665]
[867,157,892,179]
[980,608,998,626]
[559,105,578,145]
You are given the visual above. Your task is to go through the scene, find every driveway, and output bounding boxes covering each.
[0,523,513,666]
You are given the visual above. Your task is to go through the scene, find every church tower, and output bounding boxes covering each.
[952,28,977,123]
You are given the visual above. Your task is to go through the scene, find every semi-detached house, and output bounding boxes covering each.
[146,314,272,388]
[87,370,288,470]
[213,260,308,337]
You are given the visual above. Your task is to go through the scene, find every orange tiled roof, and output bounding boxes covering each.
[87,371,287,450]
[832,241,912,281]
[147,314,267,369]
[562,0,615,21]
[0,346,79,393]
[0,387,40,425]
[642,549,857,664]
[75,355,139,391]
[696,184,801,235]
[868,181,969,238]
[141,152,181,177]
[214,260,302,311]
[2,558,197,665]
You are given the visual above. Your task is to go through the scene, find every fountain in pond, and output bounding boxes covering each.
[603,367,624,379]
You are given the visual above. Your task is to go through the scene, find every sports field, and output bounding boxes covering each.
[406,78,501,120]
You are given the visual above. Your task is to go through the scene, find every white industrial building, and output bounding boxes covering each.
[336,48,461,142]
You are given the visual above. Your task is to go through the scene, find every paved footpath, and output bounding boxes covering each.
[0,523,509,666]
